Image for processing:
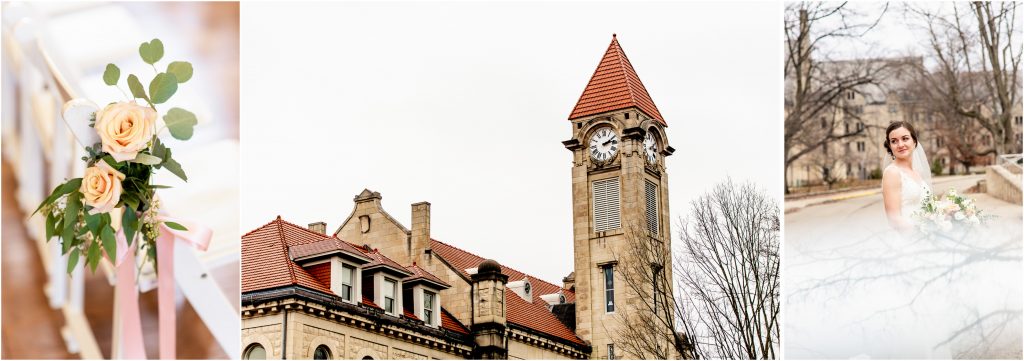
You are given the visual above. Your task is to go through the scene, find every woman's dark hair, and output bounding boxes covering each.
[882,121,918,157]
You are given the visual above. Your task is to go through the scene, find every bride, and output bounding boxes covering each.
[881,121,931,234]
[785,121,1021,359]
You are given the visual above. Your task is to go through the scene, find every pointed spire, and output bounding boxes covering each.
[568,35,666,125]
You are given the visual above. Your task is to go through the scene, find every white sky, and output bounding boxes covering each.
[241,2,782,283]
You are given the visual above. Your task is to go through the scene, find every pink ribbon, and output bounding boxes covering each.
[112,216,211,359]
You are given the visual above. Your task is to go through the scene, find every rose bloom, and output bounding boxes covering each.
[80,161,126,214]
[95,101,156,162]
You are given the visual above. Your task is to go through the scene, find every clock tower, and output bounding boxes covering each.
[562,34,675,359]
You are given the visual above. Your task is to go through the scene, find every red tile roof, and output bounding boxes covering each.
[430,239,583,346]
[505,288,585,345]
[243,217,469,336]
[289,237,370,261]
[404,263,451,288]
[242,217,333,294]
[441,308,470,335]
[568,34,666,126]
[363,249,414,276]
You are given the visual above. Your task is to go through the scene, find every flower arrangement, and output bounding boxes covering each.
[33,38,197,274]
[912,188,992,234]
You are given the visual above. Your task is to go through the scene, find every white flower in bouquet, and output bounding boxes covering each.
[912,188,992,235]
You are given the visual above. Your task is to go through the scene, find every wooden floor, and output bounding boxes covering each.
[1,159,236,359]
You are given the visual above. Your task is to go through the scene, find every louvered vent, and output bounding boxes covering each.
[645,180,658,234]
[593,177,621,232]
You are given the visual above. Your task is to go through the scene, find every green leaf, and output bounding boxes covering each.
[33,178,83,216]
[87,241,101,272]
[166,61,193,83]
[45,213,56,240]
[151,137,168,160]
[164,221,188,231]
[103,63,120,86]
[85,212,103,236]
[149,72,178,104]
[61,226,74,255]
[163,107,197,140]
[127,74,149,103]
[139,39,164,65]
[101,225,116,264]
[162,155,187,182]
[121,194,140,212]
[67,248,80,274]
[122,209,138,247]
[131,153,163,165]
[63,192,81,232]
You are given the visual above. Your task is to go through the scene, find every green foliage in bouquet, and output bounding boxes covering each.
[34,38,198,274]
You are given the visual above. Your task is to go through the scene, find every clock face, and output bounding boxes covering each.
[589,127,619,162]
[643,131,658,164]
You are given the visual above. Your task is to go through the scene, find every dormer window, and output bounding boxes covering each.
[383,278,397,314]
[341,264,355,302]
[423,291,436,326]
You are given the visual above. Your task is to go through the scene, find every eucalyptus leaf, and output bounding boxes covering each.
[164,221,188,231]
[45,213,56,240]
[85,212,102,236]
[149,73,178,104]
[167,61,193,83]
[163,108,197,140]
[123,209,138,247]
[61,227,74,254]
[67,248,80,274]
[151,137,168,160]
[87,241,101,272]
[127,74,149,102]
[139,39,164,65]
[63,192,81,232]
[103,64,120,86]
[162,155,187,182]
[33,178,82,216]
[131,153,163,165]
[101,225,116,264]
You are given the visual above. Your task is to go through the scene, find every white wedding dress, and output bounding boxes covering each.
[786,164,1022,359]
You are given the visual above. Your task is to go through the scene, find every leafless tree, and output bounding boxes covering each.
[906,2,1022,158]
[784,2,890,194]
[612,179,780,359]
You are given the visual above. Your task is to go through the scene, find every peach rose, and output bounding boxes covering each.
[95,101,156,162]
[80,161,126,214]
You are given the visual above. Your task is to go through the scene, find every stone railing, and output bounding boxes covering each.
[986,153,1023,204]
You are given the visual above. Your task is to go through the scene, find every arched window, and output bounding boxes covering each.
[362,356,374,360]
[244,343,266,360]
[313,345,331,360]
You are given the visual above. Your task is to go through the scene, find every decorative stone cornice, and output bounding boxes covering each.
[242,286,473,357]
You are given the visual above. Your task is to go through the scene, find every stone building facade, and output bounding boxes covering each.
[786,57,1024,189]
[241,35,678,360]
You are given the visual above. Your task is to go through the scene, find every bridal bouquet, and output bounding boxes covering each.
[33,38,197,274]
[912,188,992,234]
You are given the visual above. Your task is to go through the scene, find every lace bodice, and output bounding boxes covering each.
[893,165,931,219]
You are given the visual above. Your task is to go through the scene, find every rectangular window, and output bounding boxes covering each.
[424,291,435,326]
[608,344,616,360]
[593,178,621,232]
[645,180,658,235]
[653,268,660,317]
[384,278,396,314]
[603,265,615,313]
[341,264,355,302]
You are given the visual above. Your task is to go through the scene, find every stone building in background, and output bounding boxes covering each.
[240,35,680,360]
[786,56,1023,189]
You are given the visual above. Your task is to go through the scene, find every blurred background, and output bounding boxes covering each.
[1,2,239,359]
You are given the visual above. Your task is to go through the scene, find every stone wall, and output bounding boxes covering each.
[986,165,1022,204]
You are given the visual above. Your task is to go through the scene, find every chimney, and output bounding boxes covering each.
[410,202,431,265]
[308,221,327,234]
